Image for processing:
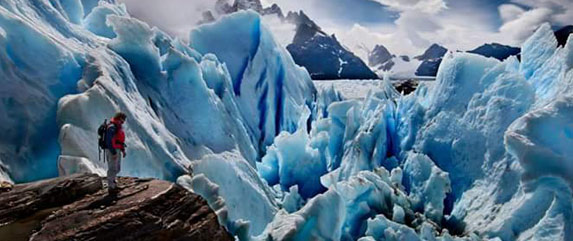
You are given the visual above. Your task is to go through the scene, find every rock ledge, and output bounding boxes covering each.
[0,174,232,241]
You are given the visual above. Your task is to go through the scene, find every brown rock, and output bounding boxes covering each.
[0,174,233,241]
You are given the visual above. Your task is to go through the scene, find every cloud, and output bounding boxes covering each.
[264,0,397,28]
[511,0,573,26]
[117,0,216,38]
[335,0,512,56]
[499,4,526,22]
[260,14,296,48]
[373,0,447,14]
[334,24,424,59]
[499,7,554,44]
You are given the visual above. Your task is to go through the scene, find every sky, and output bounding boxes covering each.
[118,0,572,58]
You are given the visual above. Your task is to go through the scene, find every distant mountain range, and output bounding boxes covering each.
[203,3,573,79]
[369,25,572,78]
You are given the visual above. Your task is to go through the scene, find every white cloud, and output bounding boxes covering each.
[511,0,573,26]
[333,24,424,59]
[335,3,508,57]
[373,0,447,14]
[118,0,216,39]
[261,15,296,48]
[499,4,526,23]
[499,7,553,44]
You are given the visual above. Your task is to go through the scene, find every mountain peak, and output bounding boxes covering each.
[233,0,263,12]
[415,43,447,61]
[368,44,394,70]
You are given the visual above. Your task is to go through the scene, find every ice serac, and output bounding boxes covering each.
[178,151,278,237]
[83,1,127,39]
[395,24,573,241]
[190,10,316,159]
[259,23,572,241]
[257,189,346,241]
[62,7,296,180]
[0,0,93,183]
[257,107,327,199]
[403,152,451,223]
[520,23,557,80]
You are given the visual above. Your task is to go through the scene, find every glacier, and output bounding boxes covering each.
[0,0,571,241]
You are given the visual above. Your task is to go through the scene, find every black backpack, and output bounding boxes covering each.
[97,119,109,150]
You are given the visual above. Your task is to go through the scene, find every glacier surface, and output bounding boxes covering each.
[0,0,571,241]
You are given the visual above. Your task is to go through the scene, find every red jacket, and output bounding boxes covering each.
[110,117,126,151]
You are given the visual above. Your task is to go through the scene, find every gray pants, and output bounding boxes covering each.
[105,149,121,189]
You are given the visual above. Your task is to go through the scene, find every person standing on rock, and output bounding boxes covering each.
[104,112,127,193]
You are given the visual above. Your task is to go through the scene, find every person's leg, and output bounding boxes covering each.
[115,151,121,184]
[106,150,119,190]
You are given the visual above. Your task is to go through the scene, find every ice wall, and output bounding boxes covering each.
[393,24,573,240]
[0,0,96,182]
[189,11,317,158]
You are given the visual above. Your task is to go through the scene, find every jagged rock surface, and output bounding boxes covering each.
[0,174,232,241]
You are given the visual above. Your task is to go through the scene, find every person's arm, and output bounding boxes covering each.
[117,130,126,157]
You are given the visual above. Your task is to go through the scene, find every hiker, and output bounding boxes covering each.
[104,112,127,193]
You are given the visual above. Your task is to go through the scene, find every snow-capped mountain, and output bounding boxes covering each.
[371,42,523,78]
[285,11,377,80]
[369,45,394,71]
[367,43,446,78]
[368,44,422,78]
[203,0,378,80]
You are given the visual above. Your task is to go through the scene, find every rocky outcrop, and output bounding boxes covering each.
[0,174,232,241]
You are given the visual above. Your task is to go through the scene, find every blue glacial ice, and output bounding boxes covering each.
[0,0,572,240]
[189,11,316,159]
